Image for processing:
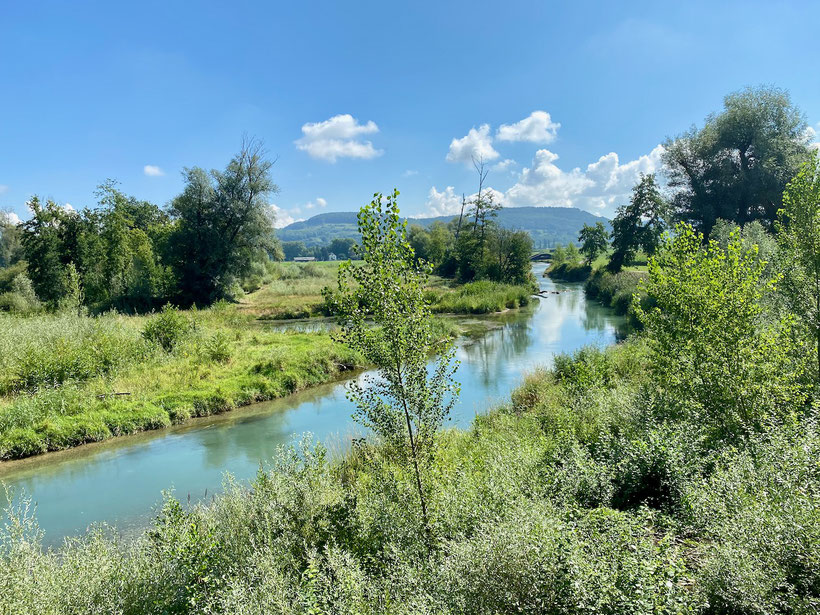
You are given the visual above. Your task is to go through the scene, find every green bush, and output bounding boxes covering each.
[141,304,191,352]
[546,262,592,282]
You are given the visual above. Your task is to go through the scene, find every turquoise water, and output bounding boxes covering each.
[0,264,626,546]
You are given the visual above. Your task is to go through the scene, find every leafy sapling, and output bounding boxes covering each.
[325,190,460,541]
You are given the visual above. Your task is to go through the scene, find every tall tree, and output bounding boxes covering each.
[170,139,278,303]
[777,152,820,383]
[608,174,667,272]
[663,85,811,235]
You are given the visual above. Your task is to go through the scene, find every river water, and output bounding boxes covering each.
[0,264,626,546]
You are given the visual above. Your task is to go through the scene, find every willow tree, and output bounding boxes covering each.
[326,190,460,540]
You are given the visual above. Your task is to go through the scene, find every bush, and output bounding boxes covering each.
[201,331,232,364]
[547,262,592,282]
[141,304,191,352]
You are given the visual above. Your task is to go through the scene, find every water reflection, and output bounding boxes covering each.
[1,266,626,545]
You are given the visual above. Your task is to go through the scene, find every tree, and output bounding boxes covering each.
[634,223,804,441]
[282,241,306,260]
[663,85,811,235]
[776,152,820,383]
[0,210,23,268]
[578,222,609,264]
[20,197,78,305]
[326,190,460,544]
[486,228,533,284]
[170,139,278,303]
[608,174,667,272]
[329,237,357,260]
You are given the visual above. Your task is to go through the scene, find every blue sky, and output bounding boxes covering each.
[1,0,819,227]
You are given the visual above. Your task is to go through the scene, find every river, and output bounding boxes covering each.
[0,264,626,546]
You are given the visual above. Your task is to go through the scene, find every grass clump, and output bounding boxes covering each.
[429,280,535,314]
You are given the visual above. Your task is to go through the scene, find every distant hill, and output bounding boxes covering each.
[276,207,607,249]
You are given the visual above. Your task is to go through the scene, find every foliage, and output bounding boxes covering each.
[776,151,820,382]
[429,280,533,314]
[663,85,811,235]
[634,223,806,440]
[578,221,609,264]
[585,268,648,320]
[141,304,191,352]
[326,190,460,536]
[169,140,279,304]
[608,174,667,272]
[547,262,592,282]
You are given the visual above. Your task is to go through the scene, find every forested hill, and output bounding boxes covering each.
[277,206,607,248]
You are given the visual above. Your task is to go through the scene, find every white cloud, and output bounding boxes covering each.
[271,204,303,229]
[504,145,665,215]
[144,165,164,177]
[424,185,506,218]
[446,124,499,165]
[305,197,327,210]
[295,114,383,162]
[63,203,75,212]
[497,111,560,144]
[493,158,517,172]
[0,185,8,195]
[1,211,20,225]
[402,169,418,177]
[425,186,463,217]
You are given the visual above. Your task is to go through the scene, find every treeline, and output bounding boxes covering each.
[0,141,282,313]
[282,237,357,261]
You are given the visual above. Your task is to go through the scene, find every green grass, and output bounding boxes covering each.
[2,340,816,613]
[0,308,362,460]
[428,280,535,314]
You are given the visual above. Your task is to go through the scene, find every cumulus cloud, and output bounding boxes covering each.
[295,114,383,162]
[497,111,560,144]
[493,159,517,172]
[446,124,499,165]
[144,165,164,177]
[505,145,665,214]
[1,210,20,225]
[305,197,328,210]
[424,185,506,217]
[271,204,303,229]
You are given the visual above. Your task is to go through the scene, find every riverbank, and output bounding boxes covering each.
[0,308,365,460]
[3,338,814,613]
[0,271,535,461]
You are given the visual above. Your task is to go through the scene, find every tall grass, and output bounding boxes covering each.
[430,280,534,314]
[0,308,362,460]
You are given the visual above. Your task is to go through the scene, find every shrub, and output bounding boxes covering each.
[142,304,191,352]
[201,331,232,364]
